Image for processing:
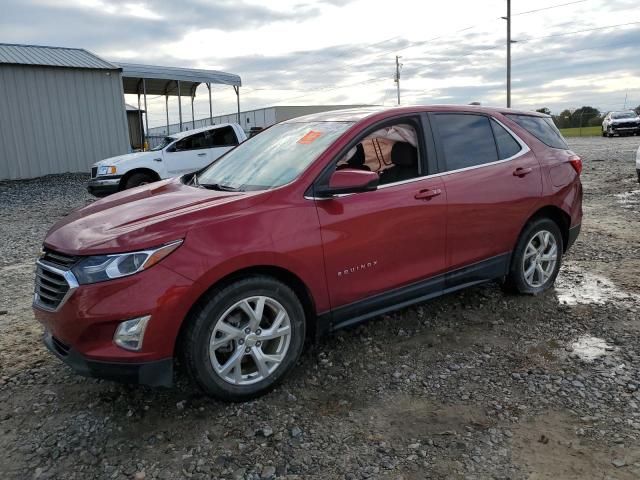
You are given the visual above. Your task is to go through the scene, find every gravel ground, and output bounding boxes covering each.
[1,136,639,480]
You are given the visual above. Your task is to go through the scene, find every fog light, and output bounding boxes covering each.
[113,316,150,351]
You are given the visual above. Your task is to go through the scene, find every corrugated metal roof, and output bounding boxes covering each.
[0,43,119,70]
[118,63,241,93]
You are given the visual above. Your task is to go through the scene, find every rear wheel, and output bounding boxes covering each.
[504,218,563,295]
[181,276,306,401]
[124,172,155,190]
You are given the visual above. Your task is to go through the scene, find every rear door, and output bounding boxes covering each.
[430,112,542,274]
[315,114,447,312]
[164,131,212,176]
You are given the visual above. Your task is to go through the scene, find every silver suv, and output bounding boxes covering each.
[602,111,640,137]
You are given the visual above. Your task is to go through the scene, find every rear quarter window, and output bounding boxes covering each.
[491,120,522,159]
[505,114,568,150]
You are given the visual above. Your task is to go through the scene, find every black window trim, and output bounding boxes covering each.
[428,112,530,176]
[307,113,432,199]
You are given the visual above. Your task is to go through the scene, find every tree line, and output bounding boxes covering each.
[535,105,640,129]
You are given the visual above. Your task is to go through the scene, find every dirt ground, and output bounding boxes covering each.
[1,136,639,480]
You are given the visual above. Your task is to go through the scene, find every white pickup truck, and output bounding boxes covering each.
[88,123,247,196]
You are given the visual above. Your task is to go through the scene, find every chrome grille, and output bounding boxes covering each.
[34,260,78,311]
[613,122,639,129]
[41,248,78,268]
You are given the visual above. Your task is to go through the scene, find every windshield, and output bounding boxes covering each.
[612,112,636,119]
[196,121,352,191]
[151,136,175,151]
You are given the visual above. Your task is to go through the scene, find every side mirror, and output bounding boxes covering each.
[316,168,379,197]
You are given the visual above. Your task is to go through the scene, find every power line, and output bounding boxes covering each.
[242,1,596,99]
[512,0,588,16]
[519,21,640,42]
[247,76,391,111]
[186,11,640,114]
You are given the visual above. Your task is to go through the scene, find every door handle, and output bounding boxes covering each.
[197,153,207,157]
[513,167,532,177]
[414,188,442,200]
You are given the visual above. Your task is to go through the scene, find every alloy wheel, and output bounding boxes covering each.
[522,230,558,288]
[209,296,292,385]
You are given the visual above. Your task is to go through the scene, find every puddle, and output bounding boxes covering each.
[555,269,637,306]
[615,189,640,209]
[570,335,614,361]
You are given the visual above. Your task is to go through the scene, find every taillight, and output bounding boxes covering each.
[568,155,582,175]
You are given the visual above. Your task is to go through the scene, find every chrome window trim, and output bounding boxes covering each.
[304,116,531,200]
[33,260,79,312]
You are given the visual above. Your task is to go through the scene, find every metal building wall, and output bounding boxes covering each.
[0,65,129,180]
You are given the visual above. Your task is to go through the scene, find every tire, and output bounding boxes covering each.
[181,276,306,402]
[504,218,563,295]
[124,172,155,190]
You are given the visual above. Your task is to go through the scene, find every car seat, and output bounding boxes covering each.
[379,142,418,183]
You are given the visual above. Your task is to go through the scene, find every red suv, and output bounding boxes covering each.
[33,106,582,401]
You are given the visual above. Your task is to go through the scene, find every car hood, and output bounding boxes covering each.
[93,151,157,167]
[44,178,270,255]
[611,117,640,123]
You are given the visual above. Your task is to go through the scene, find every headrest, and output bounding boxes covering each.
[390,142,417,167]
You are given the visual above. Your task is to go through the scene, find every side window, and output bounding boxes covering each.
[335,122,422,186]
[434,114,498,171]
[176,132,208,151]
[505,114,568,149]
[491,120,522,159]
[210,126,238,147]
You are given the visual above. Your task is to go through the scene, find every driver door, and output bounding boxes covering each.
[314,115,447,314]
[164,131,211,176]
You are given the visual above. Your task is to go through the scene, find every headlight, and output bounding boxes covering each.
[71,240,182,284]
[97,166,117,175]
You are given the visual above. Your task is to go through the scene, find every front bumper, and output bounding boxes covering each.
[44,330,173,386]
[611,124,640,134]
[87,176,122,197]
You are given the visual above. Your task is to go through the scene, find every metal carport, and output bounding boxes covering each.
[117,63,242,146]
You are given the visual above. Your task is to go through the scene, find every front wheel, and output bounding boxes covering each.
[504,218,563,295]
[181,276,306,401]
[124,172,155,190]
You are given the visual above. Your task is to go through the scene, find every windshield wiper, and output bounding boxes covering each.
[200,183,242,192]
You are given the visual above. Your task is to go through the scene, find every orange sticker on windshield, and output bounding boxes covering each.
[297,130,323,144]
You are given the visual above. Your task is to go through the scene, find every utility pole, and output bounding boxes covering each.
[394,55,402,105]
[502,1,518,108]
[506,0,511,108]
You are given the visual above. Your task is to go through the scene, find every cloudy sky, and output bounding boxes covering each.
[3,0,639,127]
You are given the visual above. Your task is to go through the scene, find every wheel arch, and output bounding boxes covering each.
[175,264,318,357]
[118,168,161,190]
[519,205,571,252]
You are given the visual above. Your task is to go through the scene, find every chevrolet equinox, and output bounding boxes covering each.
[33,106,582,401]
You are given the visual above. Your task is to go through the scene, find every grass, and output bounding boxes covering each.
[559,126,602,137]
